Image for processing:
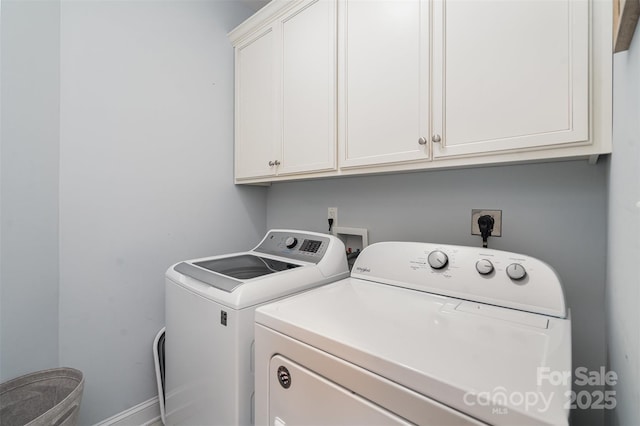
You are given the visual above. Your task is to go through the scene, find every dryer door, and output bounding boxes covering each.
[269,355,410,425]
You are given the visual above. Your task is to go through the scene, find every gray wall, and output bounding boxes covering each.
[0,0,266,423]
[0,0,61,381]
[58,1,265,423]
[606,22,640,426]
[267,160,608,425]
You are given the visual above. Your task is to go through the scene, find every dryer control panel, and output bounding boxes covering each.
[350,242,566,318]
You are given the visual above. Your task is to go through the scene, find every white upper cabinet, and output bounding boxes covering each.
[339,0,430,168]
[231,0,336,182]
[230,0,612,184]
[431,0,589,158]
[234,27,278,180]
[279,0,337,176]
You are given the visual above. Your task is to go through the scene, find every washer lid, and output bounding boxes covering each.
[256,278,572,426]
[166,229,349,309]
[174,255,301,292]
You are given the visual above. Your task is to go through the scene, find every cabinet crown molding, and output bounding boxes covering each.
[229,0,307,45]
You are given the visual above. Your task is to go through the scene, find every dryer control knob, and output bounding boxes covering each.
[427,250,449,270]
[285,237,298,249]
[506,263,527,281]
[476,259,494,275]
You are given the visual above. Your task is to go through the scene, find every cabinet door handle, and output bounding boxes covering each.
[268,161,275,166]
[274,160,281,166]
[418,137,428,145]
[432,134,442,143]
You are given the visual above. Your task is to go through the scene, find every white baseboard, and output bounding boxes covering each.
[94,396,162,426]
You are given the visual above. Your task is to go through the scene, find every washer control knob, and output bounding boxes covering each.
[506,263,527,281]
[285,237,298,249]
[475,259,494,275]
[427,250,449,270]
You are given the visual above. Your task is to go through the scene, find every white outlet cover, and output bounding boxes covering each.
[471,209,502,237]
[328,207,338,222]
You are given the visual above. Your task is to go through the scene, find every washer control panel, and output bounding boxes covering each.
[254,231,331,264]
[351,242,566,318]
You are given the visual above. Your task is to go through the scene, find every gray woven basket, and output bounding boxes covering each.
[0,367,84,426]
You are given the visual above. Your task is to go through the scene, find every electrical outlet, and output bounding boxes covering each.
[328,207,338,224]
[471,209,502,237]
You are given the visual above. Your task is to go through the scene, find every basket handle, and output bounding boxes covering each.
[52,402,80,426]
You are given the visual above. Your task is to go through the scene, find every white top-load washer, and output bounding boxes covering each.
[255,241,572,426]
[165,229,348,426]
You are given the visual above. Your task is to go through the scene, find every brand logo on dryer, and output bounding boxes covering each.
[355,266,371,273]
[277,366,291,389]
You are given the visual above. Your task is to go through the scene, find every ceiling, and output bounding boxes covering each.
[239,0,271,12]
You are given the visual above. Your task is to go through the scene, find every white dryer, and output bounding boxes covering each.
[255,241,572,426]
[165,230,348,426]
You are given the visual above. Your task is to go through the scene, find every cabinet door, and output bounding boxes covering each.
[339,0,430,169]
[432,0,589,158]
[235,28,278,180]
[278,0,337,176]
